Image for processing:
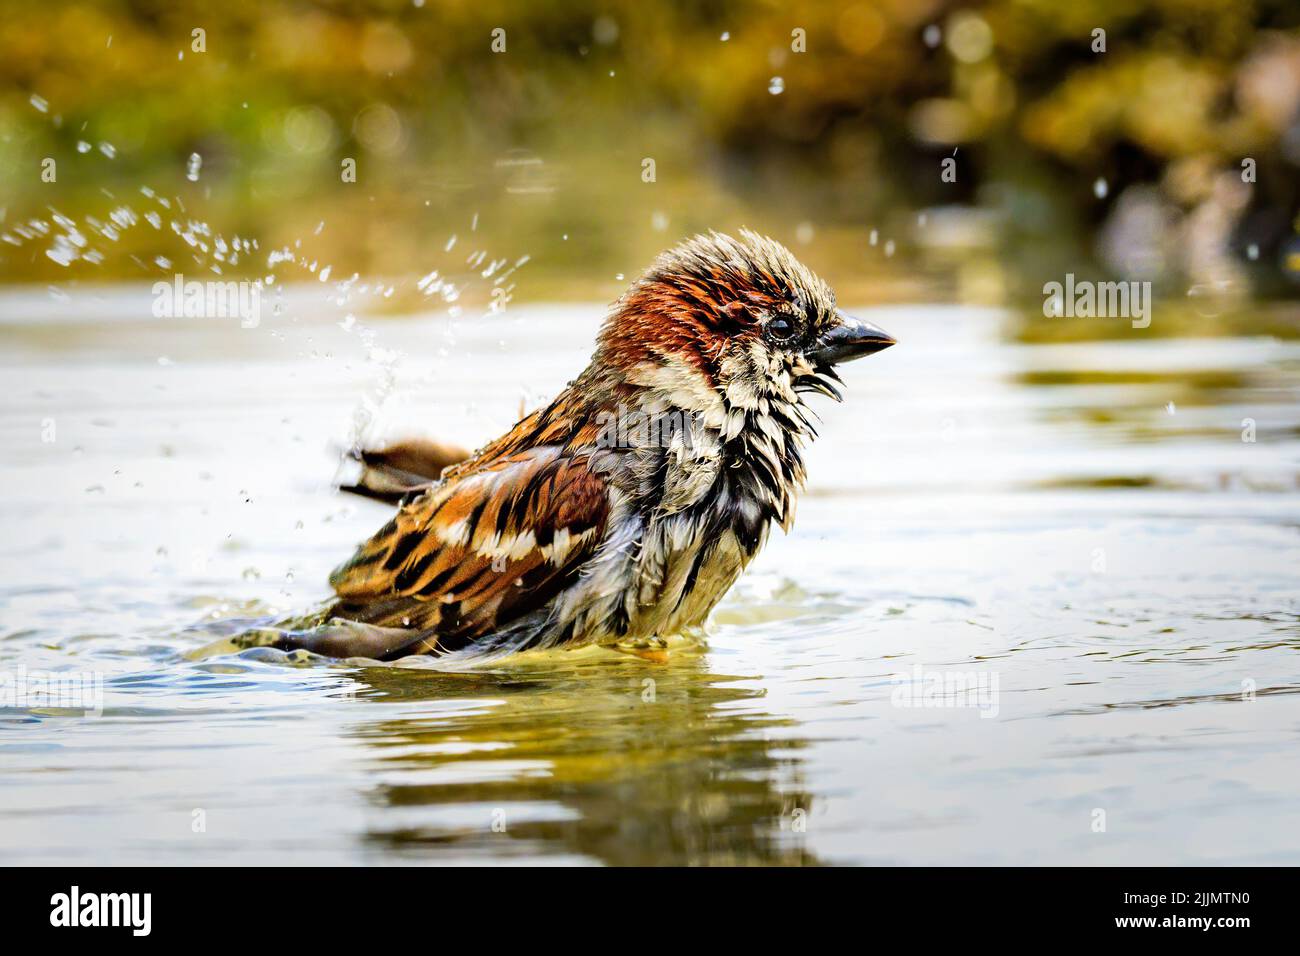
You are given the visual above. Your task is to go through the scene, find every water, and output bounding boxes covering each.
[1,289,1298,865]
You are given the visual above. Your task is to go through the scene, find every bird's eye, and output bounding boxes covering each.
[767,316,796,342]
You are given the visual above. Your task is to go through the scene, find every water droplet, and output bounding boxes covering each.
[29,94,48,113]
[98,142,116,159]
[1093,177,1108,199]
[923,25,942,48]
[1246,243,1259,261]
[720,32,730,42]
[768,76,785,95]
[186,152,201,181]
[76,141,91,153]
[1186,280,1234,318]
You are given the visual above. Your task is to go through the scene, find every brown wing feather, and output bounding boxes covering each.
[327,446,609,655]
[438,382,609,485]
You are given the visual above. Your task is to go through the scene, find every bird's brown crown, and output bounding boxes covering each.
[596,230,838,375]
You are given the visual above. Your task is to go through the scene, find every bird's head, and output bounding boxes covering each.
[596,230,894,417]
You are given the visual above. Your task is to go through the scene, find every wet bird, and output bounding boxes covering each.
[286,230,894,664]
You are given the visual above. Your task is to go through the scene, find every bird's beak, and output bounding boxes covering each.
[811,312,896,366]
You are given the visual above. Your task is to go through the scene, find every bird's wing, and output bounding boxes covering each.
[327,446,610,656]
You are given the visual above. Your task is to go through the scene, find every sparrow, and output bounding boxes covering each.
[283,230,894,665]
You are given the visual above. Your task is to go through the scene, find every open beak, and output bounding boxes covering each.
[811,312,896,366]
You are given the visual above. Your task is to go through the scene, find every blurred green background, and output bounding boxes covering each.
[1,0,1298,311]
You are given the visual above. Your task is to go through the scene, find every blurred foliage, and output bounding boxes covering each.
[0,0,1297,305]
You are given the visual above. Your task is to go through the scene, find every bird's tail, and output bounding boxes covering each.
[337,437,471,504]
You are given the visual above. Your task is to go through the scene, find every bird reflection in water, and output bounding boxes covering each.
[336,643,822,866]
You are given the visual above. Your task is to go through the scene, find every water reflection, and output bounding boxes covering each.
[2,296,1298,865]
[344,649,821,865]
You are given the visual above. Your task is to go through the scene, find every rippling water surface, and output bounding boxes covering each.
[2,290,1297,864]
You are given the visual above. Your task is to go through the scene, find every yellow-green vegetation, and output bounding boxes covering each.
[0,0,1296,307]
